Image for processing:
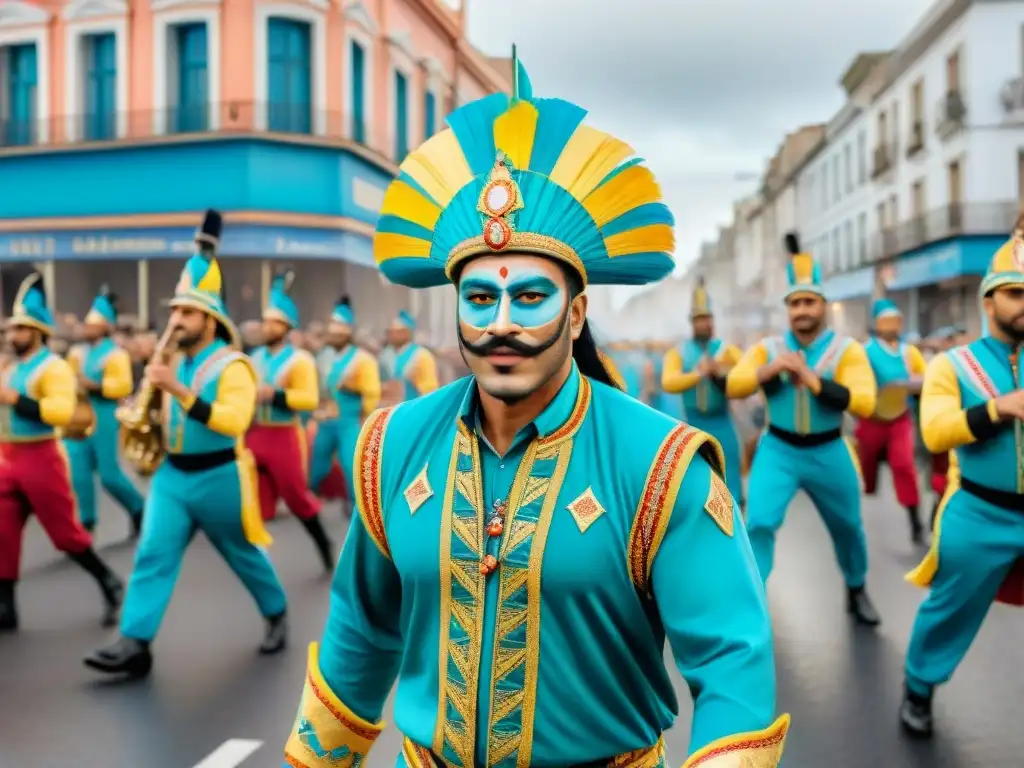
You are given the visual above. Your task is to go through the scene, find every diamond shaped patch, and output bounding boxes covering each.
[403,466,433,515]
[567,487,605,533]
[704,471,734,536]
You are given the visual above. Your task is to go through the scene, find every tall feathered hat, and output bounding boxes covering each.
[783,232,825,301]
[331,294,355,326]
[85,284,118,326]
[373,46,675,289]
[9,272,54,334]
[170,209,239,347]
[264,268,300,328]
[690,276,712,319]
[982,211,1024,296]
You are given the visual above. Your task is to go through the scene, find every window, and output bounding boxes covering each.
[844,220,853,270]
[832,155,840,203]
[174,23,208,133]
[821,164,829,209]
[267,18,311,133]
[857,212,868,262]
[888,193,898,225]
[877,110,888,146]
[394,69,409,160]
[350,39,366,143]
[844,144,852,193]
[909,78,924,151]
[3,43,37,146]
[857,131,867,184]
[831,227,841,272]
[892,101,900,146]
[424,89,436,140]
[911,179,926,218]
[946,49,960,92]
[877,201,887,230]
[83,33,116,140]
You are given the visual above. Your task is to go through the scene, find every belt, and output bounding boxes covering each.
[768,425,842,447]
[402,737,665,768]
[166,448,236,472]
[960,477,1024,512]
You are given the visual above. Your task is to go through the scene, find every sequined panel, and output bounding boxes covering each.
[703,472,733,537]
[404,465,434,515]
[354,407,395,559]
[567,486,606,533]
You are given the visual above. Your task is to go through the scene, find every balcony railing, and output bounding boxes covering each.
[871,144,894,180]
[935,90,967,139]
[867,202,1019,262]
[906,121,925,158]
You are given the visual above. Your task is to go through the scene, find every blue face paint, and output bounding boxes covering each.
[457,265,566,331]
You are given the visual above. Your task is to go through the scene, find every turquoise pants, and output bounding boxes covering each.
[120,459,287,641]
[309,417,340,492]
[745,431,867,588]
[686,412,743,505]
[905,488,1024,695]
[64,406,144,529]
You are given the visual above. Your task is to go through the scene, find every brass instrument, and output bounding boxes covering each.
[64,345,96,440]
[117,323,178,476]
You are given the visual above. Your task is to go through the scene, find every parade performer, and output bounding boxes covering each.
[900,225,1024,736]
[384,310,439,401]
[65,286,145,536]
[0,274,124,631]
[662,279,744,504]
[283,53,789,768]
[856,299,927,544]
[727,233,880,625]
[647,340,684,419]
[308,309,347,500]
[247,272,334,571]
[84,212,288,677]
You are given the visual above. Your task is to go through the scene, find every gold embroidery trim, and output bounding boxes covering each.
[446,232,587,286]
[353,406,395,560]
[567,486,606,533]
[682,714,790,767]
[404,464,434,515]
[703,471,734,537]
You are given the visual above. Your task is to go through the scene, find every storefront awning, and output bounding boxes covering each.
[821,266,874,301]
[887,235,1003,292]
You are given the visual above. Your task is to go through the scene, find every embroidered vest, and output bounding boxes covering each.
[394,344,424,401]
[328,345,366,423]
[163,340,246,455]
[680,338,728,417]
[81,337,121,412]
[762,331,851,435]
[0,348,60,442]
[866,338,915,420]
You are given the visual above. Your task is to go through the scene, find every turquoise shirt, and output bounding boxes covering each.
[762,330,853,435]
[864,337,911,387]
[0,347,61,441]
[679,338,728,418]
[164,339,245,455]
[318,366,777,765]
[946,337,1020,493]
[81,337,122,416]
[393,343,425,401]
[327,345,365,424]
[251,344,302,424]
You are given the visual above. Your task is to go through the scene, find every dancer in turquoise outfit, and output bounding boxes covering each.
[647,340,683,419]
[64,286,145,535]
[84,210,287,679]
[900,221,1024,737]
[284,53,789,768]
[385,310,439,401]
[727,233,880,625]
[662,280,744,504]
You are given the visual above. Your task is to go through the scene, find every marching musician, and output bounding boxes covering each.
[382,310,438,402]
[0,274,124,632]
[84,210,289,678]
[65,286,145,536]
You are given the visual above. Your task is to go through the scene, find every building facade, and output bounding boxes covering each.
[0,0,509,344]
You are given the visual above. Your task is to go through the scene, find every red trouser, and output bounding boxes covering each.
[931,451,949,496]
[246,423,321,521]
[854,412,921,507]
[0,439,93,579]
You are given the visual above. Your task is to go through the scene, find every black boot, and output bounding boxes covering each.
[68,548,124,627]
[260,611,288,655]
[83,636,152,678]
[847,586,881,626]
[299,515,335,572]
[906,504,924,545]
[899,684,934,737]
[0,579,17,632]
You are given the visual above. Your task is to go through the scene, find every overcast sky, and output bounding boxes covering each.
[464,0,935,295]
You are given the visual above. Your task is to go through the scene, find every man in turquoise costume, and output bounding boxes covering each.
[84,211,288,678]
[661,280,744,505]
[901,222,1024,736]
[727,233,881,625]
[65,285,145,535]
[283,54,789,768]
[382,310,439,402]
[646,340,684,419]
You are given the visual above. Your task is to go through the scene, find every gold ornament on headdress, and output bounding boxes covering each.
[477,151,525,251]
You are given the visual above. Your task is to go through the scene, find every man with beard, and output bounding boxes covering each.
[309,296,380,501]
[65,285,145,536]
[662,279,744,505]
[0,273,124,631]
[281,56,789,768]
[382,310,438,402]
[856,298,927,544]
[247,271,334,572]
[84,211,287,678]
[727,233,880,625]
[900,227,1024,737]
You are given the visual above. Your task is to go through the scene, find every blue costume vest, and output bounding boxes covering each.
[864,338,912,387]
[393,343,425,401]
[163,340,247,455]
[679,338,728,417]
[0,347,60,442]
[762,330,852,435]
[251,344,302,424]
[327,345,365,423]
[947,338,1020,493]
[81,337,122,414]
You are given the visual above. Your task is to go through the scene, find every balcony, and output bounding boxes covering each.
[936,90,967,140]
[867,202,1018,262]
[906,121,925,159]
[871,143,894,180]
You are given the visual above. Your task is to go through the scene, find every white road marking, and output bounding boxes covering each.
[192,739,264,768]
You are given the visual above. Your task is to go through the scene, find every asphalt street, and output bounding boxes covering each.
[1,473,1022,768]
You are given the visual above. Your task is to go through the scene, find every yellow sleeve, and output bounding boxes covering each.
[661,348,701,393]
[101,348,134,400]
[725,343,768,399]
[919,354,997,453]
[283,352,319,412]
[908,345,927,376]
[355,353,382,416]
[66,349,83,375]
[409,349,439,395]
[833,342,877,419]
[723,344,743,366]
[36,358,76,427]
[176,359,257,438]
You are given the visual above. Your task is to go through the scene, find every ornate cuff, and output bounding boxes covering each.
[681,714,790,767]
[284,643,386,768]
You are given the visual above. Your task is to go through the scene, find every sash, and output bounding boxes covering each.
[949,347,1000,400]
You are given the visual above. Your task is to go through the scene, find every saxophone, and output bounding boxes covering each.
[117,323,178,476]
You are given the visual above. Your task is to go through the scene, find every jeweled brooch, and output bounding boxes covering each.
[478,151,524,251]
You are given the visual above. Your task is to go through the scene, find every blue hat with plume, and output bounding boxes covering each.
[871,298,901,323]
[10,272,54,334]
[373,45,675,289]
[783,232,825,301]
[170,209,239,347]
[331,295,355,326]
[85,285,118,326]
[264,269,300,328]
